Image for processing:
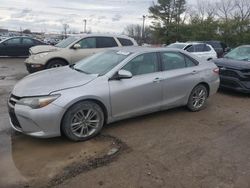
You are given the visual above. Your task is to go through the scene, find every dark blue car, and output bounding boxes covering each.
[0,36,45,57]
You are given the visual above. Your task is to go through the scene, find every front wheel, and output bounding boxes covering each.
[62,101,104,141]
[187,84,208,112]
[46,59,67,69]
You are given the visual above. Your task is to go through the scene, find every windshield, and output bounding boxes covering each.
[167,43,186,49]
[224,46,250,61]
[55,36,79,48]
[73,50,131,75]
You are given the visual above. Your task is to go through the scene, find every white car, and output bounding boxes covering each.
[25,34,138,73]
[167,42,217,61]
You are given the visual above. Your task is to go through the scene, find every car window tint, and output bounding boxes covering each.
[204,45,211,52]
[96,37,118,48]
[195,44,205,52]
[185,56,197,67]
[122,53,158,76]
[78,37,96,49]
[117,38,133,46]
[5,38,21,45]
[186,45,194,52]
[161,52,186,71]
[23,38,34,45]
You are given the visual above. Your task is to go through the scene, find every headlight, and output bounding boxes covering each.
[17,94,60,109]
[34,52,49,60]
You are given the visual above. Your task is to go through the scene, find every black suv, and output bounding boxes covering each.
[204,41,230,58]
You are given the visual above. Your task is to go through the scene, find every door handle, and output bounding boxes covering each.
[153,78,162,83]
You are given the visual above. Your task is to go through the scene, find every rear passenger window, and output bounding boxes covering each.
[195,44,206,52]
[96,37,118,48]
[22,38,34,45]
[117,38,134,46]
[161,52,186,71]
[185,56,197,67]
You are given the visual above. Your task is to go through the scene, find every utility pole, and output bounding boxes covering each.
[142,15,146,44]
[83,19,87,33]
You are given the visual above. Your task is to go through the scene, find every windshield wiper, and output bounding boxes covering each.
[70,64,90,74]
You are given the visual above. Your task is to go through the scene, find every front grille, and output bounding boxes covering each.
[9,108,21,129]
[8,94,22,129]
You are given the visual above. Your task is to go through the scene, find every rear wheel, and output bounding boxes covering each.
[62,101,104,141]
[187,84,208,111]
[46,59,67,69]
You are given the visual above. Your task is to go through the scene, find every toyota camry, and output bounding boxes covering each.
[8,47,220,141]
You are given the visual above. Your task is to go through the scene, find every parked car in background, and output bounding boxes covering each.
[25,34,138,73]
[167,42,217,61]
[0,36,45,57]
[44,38,61,46]
[214,45,250,93]
[0,36,9,41]
[8,47,219,141]
[204,41,230,58]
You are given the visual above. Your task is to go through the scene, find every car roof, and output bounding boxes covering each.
[111,46,186,53]
[173,42,207,45]
[0,36,44,43]
[68,33,134,40]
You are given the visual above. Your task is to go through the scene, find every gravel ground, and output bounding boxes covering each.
[0,58,250,188]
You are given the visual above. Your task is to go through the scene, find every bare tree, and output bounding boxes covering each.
[62,23,69,38]
[215,0,236,21]
[234,0,250,21]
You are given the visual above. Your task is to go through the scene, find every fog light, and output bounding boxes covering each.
[31,64,42,68]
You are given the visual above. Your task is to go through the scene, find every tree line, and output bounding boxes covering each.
[124,0,250,47]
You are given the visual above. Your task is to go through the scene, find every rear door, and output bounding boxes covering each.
[21,38,37,56]
[159,51,201,108]
[109,52,163,119]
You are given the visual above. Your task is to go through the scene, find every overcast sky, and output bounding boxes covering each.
[0,0,198,34]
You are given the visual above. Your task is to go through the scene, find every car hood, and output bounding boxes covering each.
[30,45,60,55]
[214,58,250,70]
[12,66,98,97]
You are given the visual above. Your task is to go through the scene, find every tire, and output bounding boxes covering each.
[61,101,104,141]
[187,84,208,112]
[46,59,67,69]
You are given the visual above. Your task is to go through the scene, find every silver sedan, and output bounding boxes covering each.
[8,47,220,141]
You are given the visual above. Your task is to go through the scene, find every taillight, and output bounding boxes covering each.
[213,68,219,74]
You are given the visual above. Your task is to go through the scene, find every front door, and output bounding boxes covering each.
[3,38,22,56]
[109,52,163,120]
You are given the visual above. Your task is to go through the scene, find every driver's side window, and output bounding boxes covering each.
[77,37,96,49]
[122,53,158,76]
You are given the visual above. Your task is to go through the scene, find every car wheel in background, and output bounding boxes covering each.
[46,59,67,69]
[187,84,208,112]
[62,101,104,141]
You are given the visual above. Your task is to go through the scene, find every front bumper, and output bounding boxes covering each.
[220,76,250,93]
[25,56,46,73]
[8,95,66,138]
[25,63,45,73]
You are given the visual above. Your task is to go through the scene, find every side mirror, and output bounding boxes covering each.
[73,43,81,49]
[117,70,132,79]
